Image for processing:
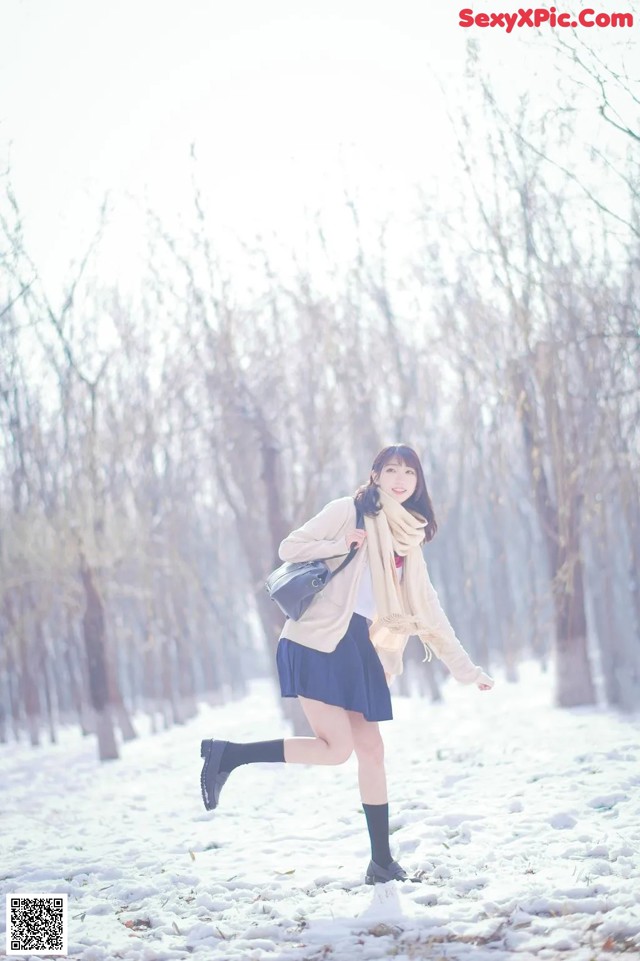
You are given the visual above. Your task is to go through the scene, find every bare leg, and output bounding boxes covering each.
[347,710,388,804]
[346,710,398,873]
[201,697,353,813]
[283,696,354,765]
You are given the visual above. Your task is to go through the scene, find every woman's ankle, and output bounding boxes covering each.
[362,802,393,868]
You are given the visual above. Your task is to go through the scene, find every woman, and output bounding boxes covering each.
[200,444,494,885]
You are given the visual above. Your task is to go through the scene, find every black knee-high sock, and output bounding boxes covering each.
[220,739,285,773]
[362,803,392,867]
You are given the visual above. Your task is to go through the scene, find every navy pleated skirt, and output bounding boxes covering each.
[276,612,393,722]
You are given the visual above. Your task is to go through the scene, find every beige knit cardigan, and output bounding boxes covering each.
[278,497,482,683]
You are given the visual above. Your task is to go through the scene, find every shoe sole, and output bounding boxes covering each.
[365,873,406,885]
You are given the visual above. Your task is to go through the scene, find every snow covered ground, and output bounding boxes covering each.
[2,661,640,961]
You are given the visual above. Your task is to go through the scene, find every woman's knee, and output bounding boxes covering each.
[325,739,353,764]
[353,733,385,765]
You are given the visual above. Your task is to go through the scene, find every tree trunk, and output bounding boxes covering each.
[7,645,21,741]
[609,486,640,712]
[621,467,640,643]
[161,635,176,730]
[80,556,118,760]
[553,515,595,707]
[211,409,312,735]
[63,612,87,730]
[171,589,198,723]
[142,627,160,733]
[425,660,443,703]
[39,638,57,745]
[486,502,518,682]
[588,515,621,707]
[512,361,595,707]
[19,627,40,747]
[104,626,137,741]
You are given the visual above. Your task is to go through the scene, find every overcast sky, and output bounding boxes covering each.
[0,0,635,291]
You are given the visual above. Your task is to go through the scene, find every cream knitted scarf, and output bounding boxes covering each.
[365,488,434,661]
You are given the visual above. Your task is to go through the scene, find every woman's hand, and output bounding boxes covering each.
[476,671,494,691]
[345,529,367,551]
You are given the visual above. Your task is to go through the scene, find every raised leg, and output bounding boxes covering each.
[283,696,354,765]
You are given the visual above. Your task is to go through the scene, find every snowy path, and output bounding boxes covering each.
[2,662,640,961]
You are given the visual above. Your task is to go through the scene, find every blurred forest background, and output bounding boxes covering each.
[0,9,639,760]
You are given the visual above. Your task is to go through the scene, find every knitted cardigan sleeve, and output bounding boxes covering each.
[417,556,482,685]
[278,498,352,563]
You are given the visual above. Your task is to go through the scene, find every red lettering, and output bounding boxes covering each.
[458,6,633,32]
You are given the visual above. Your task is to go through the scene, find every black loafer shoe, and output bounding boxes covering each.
[365,859,409,885]
[200,739,230,811]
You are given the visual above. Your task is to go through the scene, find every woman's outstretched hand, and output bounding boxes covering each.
[346,529,367,551]
[476,671,494,691]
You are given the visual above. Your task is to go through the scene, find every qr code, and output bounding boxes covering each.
[6,893,68,956]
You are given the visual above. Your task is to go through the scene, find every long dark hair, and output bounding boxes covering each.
[354,444,438,543]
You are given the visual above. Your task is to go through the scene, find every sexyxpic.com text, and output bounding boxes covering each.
[459,6,634,30]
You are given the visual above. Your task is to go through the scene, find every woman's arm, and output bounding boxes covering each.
[278,498,353,563]
[419,558,492,686]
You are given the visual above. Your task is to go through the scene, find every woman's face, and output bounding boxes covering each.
[374,458,417,504]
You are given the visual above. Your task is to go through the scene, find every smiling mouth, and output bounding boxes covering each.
[392,489,406,494]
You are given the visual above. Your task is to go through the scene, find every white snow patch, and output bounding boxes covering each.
[2,660,640,961]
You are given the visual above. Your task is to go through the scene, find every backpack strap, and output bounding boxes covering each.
[329,501,364,578]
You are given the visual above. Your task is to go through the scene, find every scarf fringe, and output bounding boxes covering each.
[419,638,434,662]
[370,615,435,663]
[371,612,429,635]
